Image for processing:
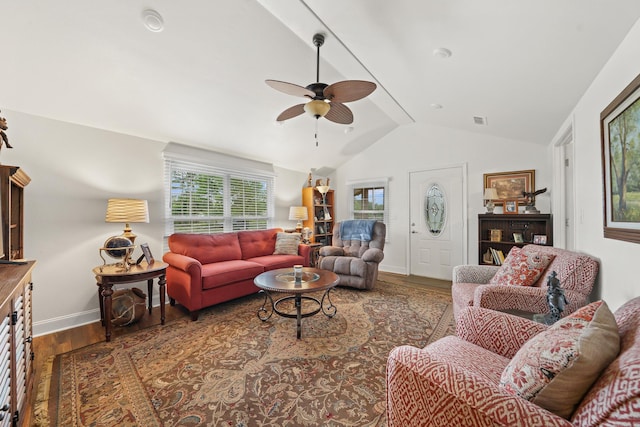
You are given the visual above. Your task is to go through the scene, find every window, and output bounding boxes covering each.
[163,143,275,240]
[348,178,389,230]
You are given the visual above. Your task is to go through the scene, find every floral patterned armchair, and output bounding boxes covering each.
[452,245,599,320]
[386,297,640,426]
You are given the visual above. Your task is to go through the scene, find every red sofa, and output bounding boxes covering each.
[163,228,310,320]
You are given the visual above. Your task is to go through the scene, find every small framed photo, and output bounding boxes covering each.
[513,232,524,243]
[504,200,519,214]
[317,225,325,234]
[489,229,502,242]
[140,243,155,265]
[533,234,547,245]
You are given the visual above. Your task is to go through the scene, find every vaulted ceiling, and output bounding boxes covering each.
[2,1,640,173]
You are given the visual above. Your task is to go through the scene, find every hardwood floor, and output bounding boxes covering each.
[23,272,451,426]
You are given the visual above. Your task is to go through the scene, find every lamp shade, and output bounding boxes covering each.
[288,206,308,221]
[483,188,498,200]
[105,199,149,223]
[316,185,330,195]
[304,100,330,118]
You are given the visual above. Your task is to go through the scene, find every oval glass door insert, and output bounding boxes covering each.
[425,184,446,236]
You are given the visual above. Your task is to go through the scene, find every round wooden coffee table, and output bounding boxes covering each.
[254,267,339,339]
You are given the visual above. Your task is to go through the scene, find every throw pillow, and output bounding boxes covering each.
[499,300,620,419]
[273,232,301,255]
[489,246,555,286]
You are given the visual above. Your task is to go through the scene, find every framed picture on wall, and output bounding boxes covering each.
[601,71,640,244]
[483,170,535,205]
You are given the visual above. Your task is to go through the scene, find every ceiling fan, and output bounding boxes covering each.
[266,33,376,125]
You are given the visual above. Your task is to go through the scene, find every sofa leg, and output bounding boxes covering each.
[169,297,176,306]
[190,311,199,321]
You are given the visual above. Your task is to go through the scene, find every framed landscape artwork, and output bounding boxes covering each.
[601,71,640,244]
[483,170,535,205]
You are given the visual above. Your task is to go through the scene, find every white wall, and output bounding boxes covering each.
[333,123,550,274]
[3,110,307,335]
[569,17,640,311]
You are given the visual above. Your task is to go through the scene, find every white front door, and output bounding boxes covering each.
[409,166,466,280]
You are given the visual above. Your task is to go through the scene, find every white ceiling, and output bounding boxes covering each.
[2,1,640,173]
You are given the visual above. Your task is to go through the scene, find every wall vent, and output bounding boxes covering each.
[473,116,487,125]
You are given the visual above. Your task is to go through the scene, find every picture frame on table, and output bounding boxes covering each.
[483,170,535,206]
[504,200,519,214]
[140,243,155,265]
[513,232,524,243]
[533,234,547,245]
[601,71,640,244]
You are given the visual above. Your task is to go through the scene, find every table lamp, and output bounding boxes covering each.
[483,188,499,214]
[289,206,308,232]
[105,198,149,243]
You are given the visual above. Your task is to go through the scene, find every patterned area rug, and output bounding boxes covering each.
[35,280,454,426]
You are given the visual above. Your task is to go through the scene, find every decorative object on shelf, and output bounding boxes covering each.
[288,206,308,232]
[504,200,519,214]
[522,187,547,214]
[105,198,149,243]
[111,287,147,326]
[0,110,13,154]
[483,187,499,213]
[316,181,332,220]
[533,234,547,245]
[513,232,524,243]
[601,71,640,244]
[489,229,502,242]
[483,170,535,206]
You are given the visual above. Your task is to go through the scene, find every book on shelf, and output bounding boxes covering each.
[488,247,505,266]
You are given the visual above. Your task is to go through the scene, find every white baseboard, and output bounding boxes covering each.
[379,265,407,275]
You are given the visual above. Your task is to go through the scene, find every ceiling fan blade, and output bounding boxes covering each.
[276,104,306,122]
[324,80,376,103]
[325,102,353,124]
[266,80,314,98]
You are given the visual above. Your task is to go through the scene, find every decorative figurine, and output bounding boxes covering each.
[0,111,13,153]
[543,271,568,324]
[307,172,313,187]
[522,187,547,214]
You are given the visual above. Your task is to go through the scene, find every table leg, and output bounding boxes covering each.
[159,274,166,325]
[147,278,153,314]
[295,294,302,339]
[101,285,113,342]
[97,284,105,326]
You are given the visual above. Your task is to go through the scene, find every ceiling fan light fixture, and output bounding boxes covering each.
[304,99,330,118]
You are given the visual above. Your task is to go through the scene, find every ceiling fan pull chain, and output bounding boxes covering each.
[315,119,319,147]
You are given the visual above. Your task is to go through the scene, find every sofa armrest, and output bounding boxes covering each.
[319,246,345,257]
[386,344,571,427]
[163,252,203,276]
[361,247,384,263]
[453,264,499,284]
[456,306,548,359]
[297,244,311,266]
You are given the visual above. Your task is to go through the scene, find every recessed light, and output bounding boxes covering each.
[430,103,443,109]
[142,9,164,33]
[433,48,452,59]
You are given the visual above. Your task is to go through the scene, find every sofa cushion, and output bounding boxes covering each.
[273,232,301,255]
[201,260,264,290]
[168,233,242,264]
[499,300,620,419]
[238,228,279,259]
[249,254,305,271]
[489,247,555,287]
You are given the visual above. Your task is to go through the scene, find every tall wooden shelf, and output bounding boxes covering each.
[0,166,30,261]
[302,187,334,245]
[478,213,553,265]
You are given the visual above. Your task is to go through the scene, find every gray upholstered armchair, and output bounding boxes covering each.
[318,220,385,290]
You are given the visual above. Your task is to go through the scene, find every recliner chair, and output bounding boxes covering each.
[317,220,385,290]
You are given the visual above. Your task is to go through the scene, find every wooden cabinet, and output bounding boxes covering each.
[302,187,334,245]
[478,214,553,264]
[0,261,36,427]
[0,166,30,261]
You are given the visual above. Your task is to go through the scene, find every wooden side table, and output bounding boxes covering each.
[93,261,168,342]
